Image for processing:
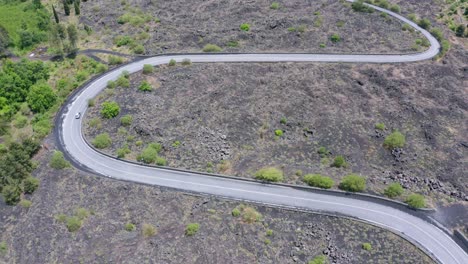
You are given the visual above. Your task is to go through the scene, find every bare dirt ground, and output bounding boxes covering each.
[78,0,423,54]
[0,138,434,264]
[84,38,467,205]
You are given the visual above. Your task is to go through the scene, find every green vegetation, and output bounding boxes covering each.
[280,117,287,124]
[390,4,401,13]
[270,2,280,10]
[181,58,192,66]
[108,55,124,65]
[303,174,334,189]
[418,18,432,30]
[185,223,200,236]
[318,146,331,157]
[117,12,155,26]
[0,241,7,255]
[227,40,239,47]
[375,123,385,131]
[120,114,133,126]
[137,142,164,164]
[168,59,176,66]
[233,205,262,223]
[142,64,154,74]
[92,133,112,149]
[332,155,347,168]
[406,193,426,209]
[339,174,366,192]
[308,255,328,264]
[56,208,91,232]
[330,33,341,43]
[274,129,283,137]
[203,44,222,52]
[254,167,284,182]
[116,144,131,158]
[351,0,374,13]
[384,183,404,198]
[142,223,157,237]
[362,242,372,251]
[50,151,70,169]
[19,199,31,208]
[240,23,251,31]
[27,83,57,113]
[125,222,136,231]
[266,229,273,236]
[100,101,120,118]
[116,74,130,88]
[232,208,241,217]
[383,130,406,149]
[172,140,181,147]
[138,81,152,92]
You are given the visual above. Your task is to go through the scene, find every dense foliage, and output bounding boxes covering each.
[254,167,284,182]
[303,174,334,189]
[339,174,366,192]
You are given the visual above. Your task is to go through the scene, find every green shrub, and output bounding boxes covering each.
[406,193,425,209]
[66,216,82,232]
[23,176,40,193]
[108,55,124,65]
[142,64,154,74]
[232,208,241,217]
[107,80,117,89]
[116,75,130,88]
[50,151,70,169]
[270,2,280,9]
[132,44,145,54]
[185,223,200,236]
[117,146,131,158]
[402,23,413,32]
[308,255,327,264]
[384,183,404,198]
[227,41,239,47]
[318,146,330,157]
[303,174,334,189]
[101,101,120,118]
[172,141,181,147]
[125,223,135,231]
[27,83,57,113]
[88,118,102,129]
[92,133,112,149]
[96,64,108,73]
[383,130,405,149]
[137,143,162,163]
[155,156,167,166]
[181,58,192,65]
[14,115,28,128]
[408,13,417,22]
[138,81,152,92]
[330,33,341,43]
[375,123,385,130]
[115,35,133,47]
[55,213,67,223]
[266,229,273,236]
[240,23,251,31]
[339,174,366,192]
[75,208,90,220]
[264,238,271,245]
[390,4,401,13]
[120,115,133,126]
[418,18,431,29]
[168,59,176,66]
[19,199,32,208]
[203,44,222,52]
[362,243,372,251]
[280,117,287,124]
[274,129,283,137]
[320,43,326,48]
[351,0,373,13]
[430,28,443,42]
[142,223,157,237]
[88,98,95,107]
[332,155,347,168]
[254,167,284,182]
[0,241,7,255]
[1,184,21,205]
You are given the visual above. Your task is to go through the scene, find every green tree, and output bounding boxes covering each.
[0,25,11,58]
[23,176,39,194]
[100,101,120,118]
[339,174,366,192]
[384,183,404,198]
[74,0,80,15]
[1,184,21,205]
[418,18,431,30]
[406,193,425,209]
[254,167,283,182]
[63,0,70,16]
[27,83,57,113]
[52,5,60,23]
[455,24,465,37]
[67,24,78,52]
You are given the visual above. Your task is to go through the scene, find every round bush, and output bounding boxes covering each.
[303,174,334,189]
[120,114,133,126]
[23,176,40,194]
[339,174,366,192]
[384,183,404,198]
[406,193,425,209]
[254,167,284,182]
[332,155,347,168]
[92,133,112,149]
[185,223,200,236]
[240,23,251,31]
[100,101,120,119]
[384,130,406,149]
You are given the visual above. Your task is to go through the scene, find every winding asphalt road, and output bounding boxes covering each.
[56,1,468,264]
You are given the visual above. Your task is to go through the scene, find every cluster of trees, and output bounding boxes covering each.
[49,22,78,56]
[0,138,41,204]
